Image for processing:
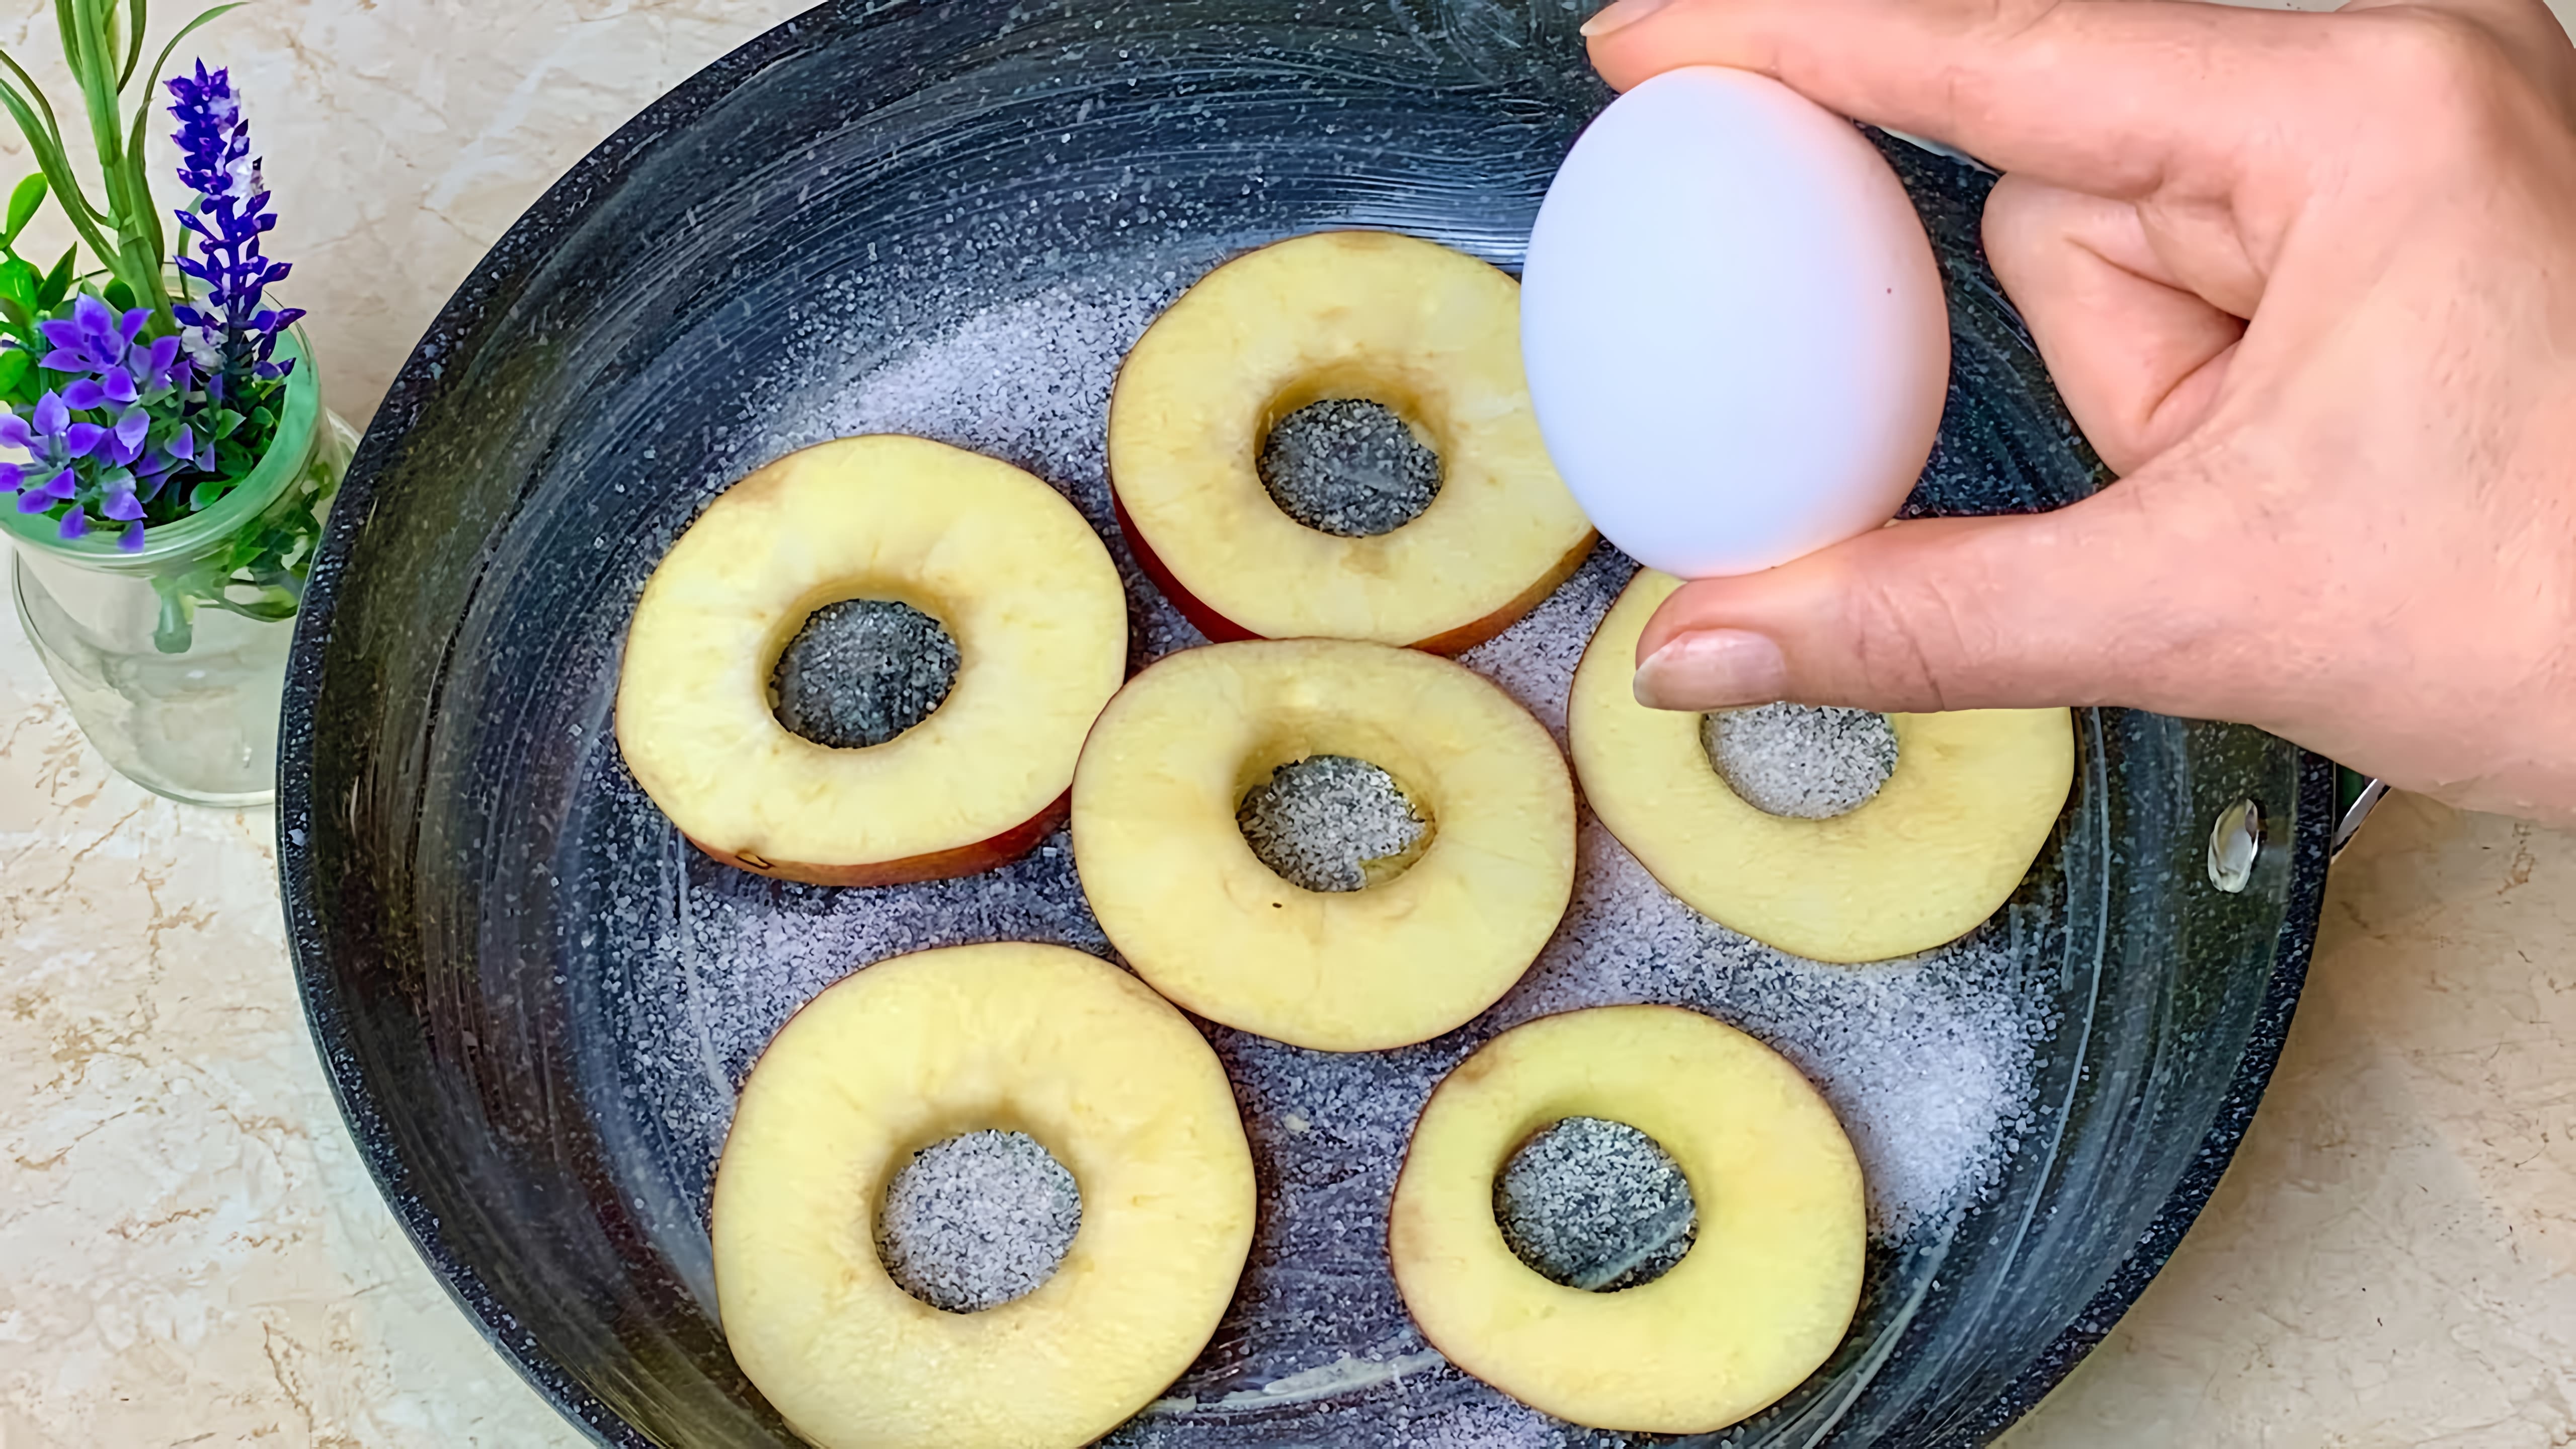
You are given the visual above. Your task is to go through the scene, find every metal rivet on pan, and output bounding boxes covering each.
[2207,798,2262,894]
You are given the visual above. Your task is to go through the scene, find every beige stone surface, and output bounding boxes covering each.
[2002,793,2576,1449]
[0,645,592,1446]
[2,1,2573,1445]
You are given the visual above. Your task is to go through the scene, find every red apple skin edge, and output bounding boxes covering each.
[1112,489,1596,657]
[1111,490,1261,645]
[1410,536,1596,655]
[689,791,1071,887]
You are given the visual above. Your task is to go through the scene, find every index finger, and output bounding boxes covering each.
[1583,0,2332,198]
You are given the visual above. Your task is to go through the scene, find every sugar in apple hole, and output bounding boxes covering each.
[875,1128,1081,1315]
[1235,752,1432,894]
[1255,396,1443,538]
[769,597,960,751]
[1705,703,1900,821]
[1494,1115,1700,1293]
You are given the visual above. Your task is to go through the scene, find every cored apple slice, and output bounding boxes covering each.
[616,435,1126,886]
[713,942,1255,1449]
[1071,637,1577,1052]
[1391,1004,1866,1433]
[1570,568,2073,961]
[1109,230,1596,653]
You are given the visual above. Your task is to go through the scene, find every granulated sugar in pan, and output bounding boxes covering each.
[591,268,2054,1447]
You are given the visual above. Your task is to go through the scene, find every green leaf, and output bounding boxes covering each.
[4,173,44,245]
[0,299,30,334]
[37,246,72,308]
[103,278,133,311]
[0,257,34,306]
[117,0,146,90]
[0,43,67,152]
[0,51,116,260]
[0,348,31,399]
[122,89,166,283]
[67,2,123,166]
[61,0,165,313]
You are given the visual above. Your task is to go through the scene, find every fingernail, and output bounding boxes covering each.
[1633,630,1790,711]
[1579,0,1674,37]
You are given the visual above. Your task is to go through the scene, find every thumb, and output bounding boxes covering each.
[1630,484,2243,717]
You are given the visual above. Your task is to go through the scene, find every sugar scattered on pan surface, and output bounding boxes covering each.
[592,268,2052,1442]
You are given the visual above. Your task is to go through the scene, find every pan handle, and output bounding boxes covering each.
[2332,766,2387,860]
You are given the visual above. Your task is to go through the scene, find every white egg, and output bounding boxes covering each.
[1520,66,1951,580]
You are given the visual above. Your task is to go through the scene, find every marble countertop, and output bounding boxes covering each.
[4,2,2571,1444]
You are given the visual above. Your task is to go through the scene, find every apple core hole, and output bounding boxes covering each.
[1237,753,1432,893]
[1704,703,1898,820]
[1256,398,1442,537]
[876,1129,1081,1314]
[1494,1116,1697,1292]
[771,598,960,750]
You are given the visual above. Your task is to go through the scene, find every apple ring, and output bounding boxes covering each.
[711,942,1256,1449]
[1071,637,1577,1052]
[1389,1004,1866,1434]
[615,435,1127,886]
[1108,230,1596,654]
[1569,569,2073,962]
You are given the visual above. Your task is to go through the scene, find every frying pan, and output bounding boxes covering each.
[277,2,2333,1443]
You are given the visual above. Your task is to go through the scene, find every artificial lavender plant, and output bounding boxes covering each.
[0,5,329,650]
[0,4,307,540]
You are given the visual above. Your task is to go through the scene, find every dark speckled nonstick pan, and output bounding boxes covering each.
[277,2,2331,1443]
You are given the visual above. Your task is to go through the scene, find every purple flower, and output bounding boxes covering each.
[37,307,194,479]
[39,295,152,376]
[1,378,194,548]
[170,63,301,415]
[5,391,90,493]
[137,337,187,393]
[101,485,145,522]
[170,62,250,199]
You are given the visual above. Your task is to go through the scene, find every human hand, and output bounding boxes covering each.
[1582,0,2576,821]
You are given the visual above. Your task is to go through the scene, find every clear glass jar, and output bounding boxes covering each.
[4,327,353,807]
